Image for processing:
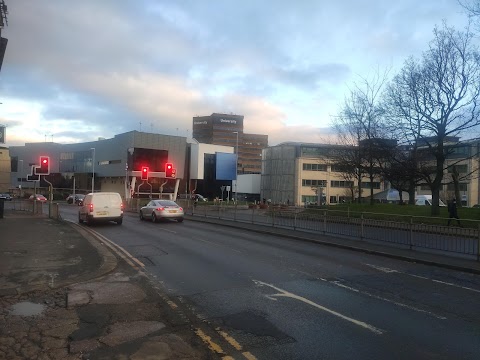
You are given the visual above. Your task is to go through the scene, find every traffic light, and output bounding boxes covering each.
[35,156,50,175]
[165,163,176,178]
[141,166,149,180]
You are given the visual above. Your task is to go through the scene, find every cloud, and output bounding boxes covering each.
[1,0,471,148]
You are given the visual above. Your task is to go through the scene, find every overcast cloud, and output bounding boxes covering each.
[0,0,471,146]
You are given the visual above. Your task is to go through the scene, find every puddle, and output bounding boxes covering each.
[10,301,46,316]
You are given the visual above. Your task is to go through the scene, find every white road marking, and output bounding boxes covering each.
[364,263,398,273]
[364,263,480,294]
[331,281,447,320]
[253,280,384,335]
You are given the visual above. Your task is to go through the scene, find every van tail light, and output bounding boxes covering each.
[156,207,165,211]
[179,207,183,211]
[121,203,124,212]
[89,204,94,212]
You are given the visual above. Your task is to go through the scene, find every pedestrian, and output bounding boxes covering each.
[447,198,461,226]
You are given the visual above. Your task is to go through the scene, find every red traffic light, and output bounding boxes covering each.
[35,156,50,175]
[141,166,149,180]
[165,163,175,178]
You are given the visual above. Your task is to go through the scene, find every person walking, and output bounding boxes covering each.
[447,198,461,226]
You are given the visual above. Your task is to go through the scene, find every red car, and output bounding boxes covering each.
[29,194,48,202]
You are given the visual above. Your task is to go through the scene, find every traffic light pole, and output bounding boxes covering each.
[43,177,53,218]
[137,180,152,199]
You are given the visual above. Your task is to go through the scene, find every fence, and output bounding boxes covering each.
[5,199,61,220]
[185,204,480,261]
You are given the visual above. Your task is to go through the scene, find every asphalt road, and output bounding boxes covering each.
[60,204,480,360]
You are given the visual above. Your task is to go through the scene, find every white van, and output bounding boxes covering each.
[78,192,124,225]
[415,195,446,207]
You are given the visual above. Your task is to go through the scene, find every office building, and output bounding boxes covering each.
[192,113,268,174]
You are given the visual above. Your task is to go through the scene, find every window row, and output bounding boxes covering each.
[302,163,345,172]
[302,179,379,188]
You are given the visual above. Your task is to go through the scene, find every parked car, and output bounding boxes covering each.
[74,194,85,205]
[415,195,446,207]
[178,194,207,201]
[0,193,12,201]
[29,194,47,202]
[67,194,85,205]
[78,192,123,225]
[140,200,184,223]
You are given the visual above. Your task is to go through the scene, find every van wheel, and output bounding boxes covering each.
[177,218,184,223]
[78,215,83,224]
[116,218,123,225]
[152,213,157,223]
[86,216,93,226]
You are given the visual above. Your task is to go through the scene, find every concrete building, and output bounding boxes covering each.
[9,131,187,199]
[0,146,10,193]
[192,113,268,174]
[261,142,386,206]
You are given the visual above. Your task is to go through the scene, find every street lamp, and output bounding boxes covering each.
[233,131,239,202]
[91,148,95,194]
[19,159,23,198]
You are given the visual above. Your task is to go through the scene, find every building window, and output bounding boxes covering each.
[331,180,354,188]
[302,179,327,187]
[330,164,349,172]
[99,160,122,165]
[447,164,468,173]
[302,195,322,204]
[447,183,467,191]
[303,163,327,171]
[330,196,338,204]
[338,196,350,203]
[361,182,380,189]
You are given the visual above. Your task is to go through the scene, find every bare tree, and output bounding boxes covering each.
[384,23,480,215]
[459,0,480,18]
[332,70,390,204]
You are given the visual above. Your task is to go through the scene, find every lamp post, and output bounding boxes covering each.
[91,148,95,194]
[233,131,239,202]
[19,160,23,198]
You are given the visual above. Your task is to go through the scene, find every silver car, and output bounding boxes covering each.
[140,200,184,223]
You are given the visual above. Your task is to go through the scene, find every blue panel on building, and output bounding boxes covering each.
[216,153,236,180]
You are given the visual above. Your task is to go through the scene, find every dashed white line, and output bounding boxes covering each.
[331,281,447,320]
[364,263,480,294]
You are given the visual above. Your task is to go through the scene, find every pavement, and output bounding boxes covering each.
[0,209,214,360]
[2,207,480,360]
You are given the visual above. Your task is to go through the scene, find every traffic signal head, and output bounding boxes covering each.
[141,166,149,180]
[165,163,176,178]
[35,156,50,175]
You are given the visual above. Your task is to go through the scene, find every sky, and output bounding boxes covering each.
[0,0,473,147]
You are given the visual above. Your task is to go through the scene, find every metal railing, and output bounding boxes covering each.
[5,199,61,220]
[186,204,480,261]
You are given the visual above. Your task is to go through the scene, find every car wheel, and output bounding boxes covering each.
[116,218,123,225]
[177,218,184,223]
[140,211,144,221]
[152,212,157,223]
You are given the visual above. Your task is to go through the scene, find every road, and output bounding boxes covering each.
[60,204,480,360]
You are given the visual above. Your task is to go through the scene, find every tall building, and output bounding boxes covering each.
[192,113,268,174]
